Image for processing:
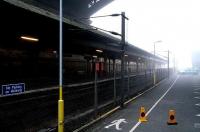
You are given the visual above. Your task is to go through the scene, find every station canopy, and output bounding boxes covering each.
[2,0,166,63]
[16,0,113,19]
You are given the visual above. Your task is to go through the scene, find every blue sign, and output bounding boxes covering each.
[2,83,25,96]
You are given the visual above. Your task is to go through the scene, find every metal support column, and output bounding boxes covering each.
[120,12,126,108]
[136,61,139,74]
[94,61,98,117]
[127,61,130,98]
[113,59,116,105]
[144,60,147,87]
[153,44,156,85]
[104,57,107,76]
[168,50,170,78]
[108,59,111,76]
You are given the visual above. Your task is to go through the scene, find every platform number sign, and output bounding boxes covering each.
[2,83,25,96]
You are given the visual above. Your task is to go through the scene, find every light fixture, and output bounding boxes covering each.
[93,55,97,58]
[53,51,57,54]
[154,40,162,43]
[96,49,103,53]
[20,36,39,42]
[124,54,128,57]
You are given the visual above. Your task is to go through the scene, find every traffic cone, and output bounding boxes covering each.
[167,110,178,125]
[139,107,147,122]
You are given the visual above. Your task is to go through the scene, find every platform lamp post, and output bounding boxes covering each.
[120,12,129,108]
[58,0,64,132]
[79,13,128,108]
[153,40,162,85]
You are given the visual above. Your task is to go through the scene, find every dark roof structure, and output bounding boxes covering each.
[2,0,166,63]
[4,0,113,21]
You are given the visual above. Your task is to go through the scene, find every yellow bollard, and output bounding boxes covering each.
[58,99,64,132]
[167,110,177,125]
[139,107,147,122]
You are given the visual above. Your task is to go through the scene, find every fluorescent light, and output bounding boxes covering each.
[21,36,39,42]
[53,51,57,54]
[96,49,103,53]
[124,54,128,57]
[93,55,97,58]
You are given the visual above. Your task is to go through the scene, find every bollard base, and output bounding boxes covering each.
[58,100,64,132]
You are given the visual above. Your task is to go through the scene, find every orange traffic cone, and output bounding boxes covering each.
[139,107,147,122]
[167,110,178,125]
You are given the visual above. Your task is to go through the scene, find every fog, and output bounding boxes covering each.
[91,0,200,70]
